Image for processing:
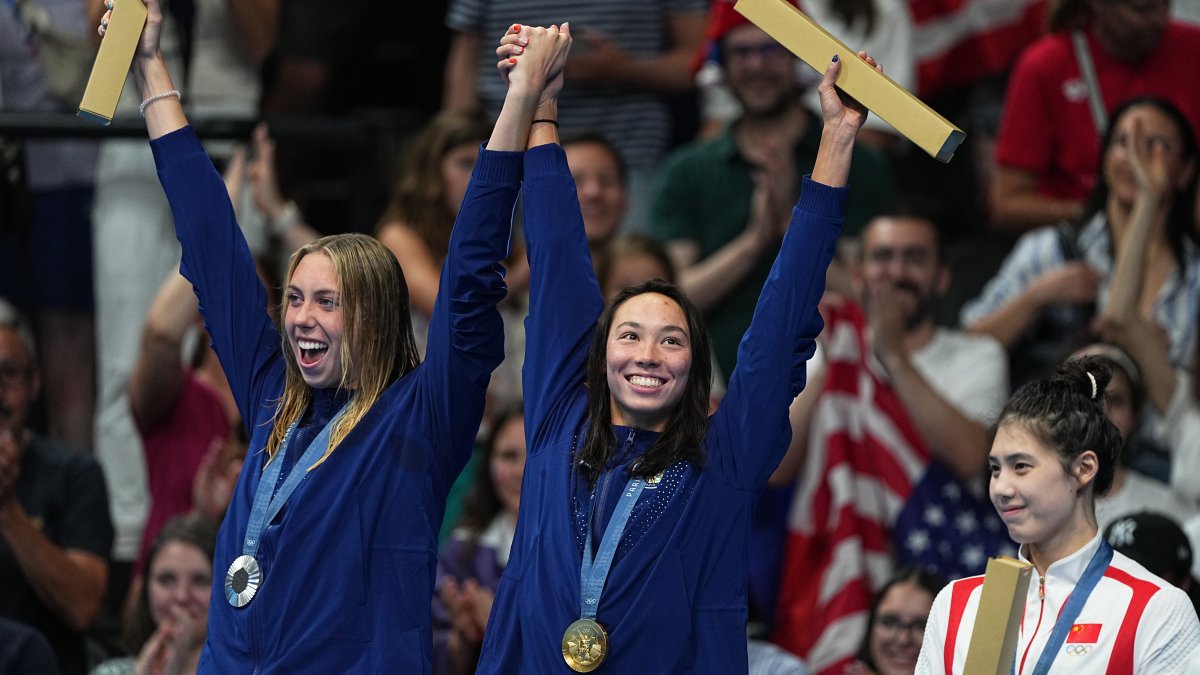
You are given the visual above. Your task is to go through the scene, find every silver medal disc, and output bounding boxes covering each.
[225,554,262,607]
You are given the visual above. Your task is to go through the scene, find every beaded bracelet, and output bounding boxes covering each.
[140,89,181,117]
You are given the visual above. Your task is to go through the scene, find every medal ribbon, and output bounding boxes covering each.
[241,409,345,559]
[579,478,646,620]
[1011,541,1113,675]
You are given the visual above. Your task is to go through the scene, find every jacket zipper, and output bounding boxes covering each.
[592,430,636,550]
[1016,575,1047,674]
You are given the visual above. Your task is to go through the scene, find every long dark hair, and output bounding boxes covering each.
[124,515,219,655]
[996,355,1122,497]
[578,279,712,486]
[1081,96,1200,274]
[856,566,947,669]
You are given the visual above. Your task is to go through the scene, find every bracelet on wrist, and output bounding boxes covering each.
[531,118,559,128]
[139,89,181,117]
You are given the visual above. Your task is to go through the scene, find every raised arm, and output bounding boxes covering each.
[712,53,870,490]
[105,0,282,425]
[497,25,604,430]
[129,270,196,428]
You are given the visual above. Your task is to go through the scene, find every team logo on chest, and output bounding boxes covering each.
[643,470,666,489]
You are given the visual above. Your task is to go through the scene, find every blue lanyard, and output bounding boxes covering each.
[1012,541,1113,675]
[241,409,344,558]
[580,477,646,620]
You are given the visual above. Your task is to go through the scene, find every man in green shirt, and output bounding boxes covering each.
[650,22,894,376]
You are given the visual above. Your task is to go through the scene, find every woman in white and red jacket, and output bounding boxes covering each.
[916,355,1200,674]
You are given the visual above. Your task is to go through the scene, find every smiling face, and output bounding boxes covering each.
[284,253,347,389]
[147,540,212,630]
[566,141,627,245]
[722,24,797,117]
[605,293,693,432]
[989,424,1093,556]
[869,581,934,675]
[490,415,526,516]
[858,216,948,330]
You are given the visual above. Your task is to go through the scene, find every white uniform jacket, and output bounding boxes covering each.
[916,534,1200,674]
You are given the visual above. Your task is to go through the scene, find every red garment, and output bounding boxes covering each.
[995,23,1200,202]
[772,301,931,675]
[134,370,230,572]
[911,0,1046,98]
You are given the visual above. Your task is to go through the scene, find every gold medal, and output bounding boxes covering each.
[562,618,608,672]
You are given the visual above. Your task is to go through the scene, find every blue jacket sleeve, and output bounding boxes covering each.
[421,146,520,461]
[521,145,604,455]
[709,176,845,491]
[151,126,283,431]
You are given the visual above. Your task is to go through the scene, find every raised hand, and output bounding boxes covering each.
[98,0,164,59]
[496,23,572,100]
[816,51,880,135]
[1127,115,1175,205]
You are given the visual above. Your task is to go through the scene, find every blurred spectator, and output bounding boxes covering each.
[650,18,893,377]
[88,0,274,576]
[563,133,628,262]
[443,0,707,231]
[0,0,99,451]
[1105,511,1200,612]
[434,407,525,675]
[0,298,112,675]
[697,0,915,151]
[91,515,217,675]
[844,566,946,675]
[990,0,1200,231]
[964,96,1200,389]
[596,234,675,302]
[1072,345,1197,529]
[376,110,496,343]
[128,270,241,574]
[772,211,1007,674]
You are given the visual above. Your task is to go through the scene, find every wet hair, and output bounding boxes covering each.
[562,132,628,186]
[579,279,712,486]
[269,234,421,468]
[995,355,1122,496]
[1081,96,1200,274]
[856,566,947,669]
[124,514,219,655]
[378,109,494,263]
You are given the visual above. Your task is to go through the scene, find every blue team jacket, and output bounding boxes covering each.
[151,127,516,674]
[477,145,844,674]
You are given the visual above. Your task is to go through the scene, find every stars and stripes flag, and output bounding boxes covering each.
[772,300,930,675]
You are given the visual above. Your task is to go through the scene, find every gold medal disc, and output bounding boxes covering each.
[562,618,608,672]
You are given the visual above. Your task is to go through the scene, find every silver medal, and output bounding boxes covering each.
[225,554,262,607]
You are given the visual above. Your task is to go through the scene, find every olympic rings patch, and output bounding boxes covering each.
[1064,645,1094,656]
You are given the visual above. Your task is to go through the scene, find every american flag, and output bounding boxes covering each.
[772,300,929,675]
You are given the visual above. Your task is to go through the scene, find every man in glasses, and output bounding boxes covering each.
[0,298,112,675]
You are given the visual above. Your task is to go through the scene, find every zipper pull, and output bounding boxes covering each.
[1038,575,1045,601]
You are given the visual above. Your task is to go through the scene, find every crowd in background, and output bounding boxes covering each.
[3,0,1200,673]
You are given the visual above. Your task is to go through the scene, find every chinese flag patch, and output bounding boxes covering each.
[1067,624,1102,643]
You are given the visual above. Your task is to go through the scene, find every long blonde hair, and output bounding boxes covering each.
[267,233,421,469]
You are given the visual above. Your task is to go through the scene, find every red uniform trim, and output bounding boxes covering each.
[944,577,986,675]
[1103,567,1160,675]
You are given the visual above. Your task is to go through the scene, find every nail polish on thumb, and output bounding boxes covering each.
[832,54,839,63]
